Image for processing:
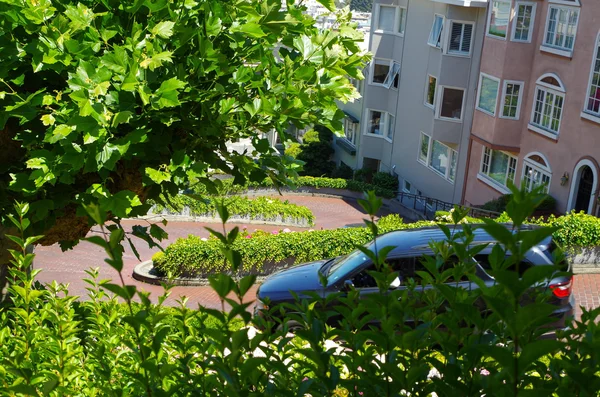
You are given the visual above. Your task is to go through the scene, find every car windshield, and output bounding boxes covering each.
[327,245,372,284]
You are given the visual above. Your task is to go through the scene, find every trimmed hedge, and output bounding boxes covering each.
[481,193,557,213]
[154,214,437,277]
[199,176,396,199]
[152,195,315,226]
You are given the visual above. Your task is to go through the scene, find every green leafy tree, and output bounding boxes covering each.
[0,0,368,297]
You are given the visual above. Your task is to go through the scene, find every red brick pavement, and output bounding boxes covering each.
[34,195,389,310]
[33,195,600,316]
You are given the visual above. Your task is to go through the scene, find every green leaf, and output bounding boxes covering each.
[156,77,186,94]
[145,167,171,184]
[314,0,336,12]
[140,51,173,71]
[41,114,55,126]
[231,22,266,38]
[151,21,175,38]
[64,3,94,31]
[102,190,142,218]
[111,111,133,127]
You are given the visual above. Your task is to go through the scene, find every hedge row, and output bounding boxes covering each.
[197,176,396,198]
[152,195,315,226]
[155,210,600,277]
[437,210,600,249]
[153,214,436,277]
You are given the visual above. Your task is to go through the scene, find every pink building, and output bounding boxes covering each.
[463,0,600,215]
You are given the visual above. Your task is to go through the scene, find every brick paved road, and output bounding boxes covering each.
[33,194,600,316]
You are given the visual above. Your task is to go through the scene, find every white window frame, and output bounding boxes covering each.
[541,5,580,56]
[446,20,475,57]
[486,0,512,41]
[424,75,437,109]
[511,2,537,43]
[383,61,401,89]
[364,108,394,143]
[428,14,445,49]
[528,74,566,140]
[582,32,600,124]
[417,132,458,184]
[522,153,552,193]
[475,73,501,117]
[477,147,518,193]
[369,58,399,89]
[403,179,412,193]
[343,118,358,146]
[436,86,466,123]
[374,4,407,36]
[499,80,524,120]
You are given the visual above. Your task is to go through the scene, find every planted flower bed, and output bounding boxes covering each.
[151,195,315,227]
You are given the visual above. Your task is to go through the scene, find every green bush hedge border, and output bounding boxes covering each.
[150,195,315,227]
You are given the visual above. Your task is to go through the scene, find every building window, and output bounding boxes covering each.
[375,5,407,35]
[448,21,474,56]
[403,179,411,193]
[418,132,458,183]
[487,0,511,39]
[512,2,536,43]
[438,87,465,121]
[529,74,565,137]
[366,109,394,141]
[501,81,524,119]
[425,75,437,109]
[344,118,357,146]
[543,5,579,52]
[371,59,389,85]
[476,73,500,116]
[376,5,396,32]
[522,153,551,193]
[370,59,399,89]
[584,34,600,117]
[383,62,401,89]
[428,14,444,48]
[419,132,430,163]
[479,147,518,189]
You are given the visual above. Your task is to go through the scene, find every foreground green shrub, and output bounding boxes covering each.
[1,191,599,396]
[153,195,315,226]
[3,191,599,396]
[154,214,435,276]
[534,211,600,248]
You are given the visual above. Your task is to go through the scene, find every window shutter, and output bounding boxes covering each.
[461,24,473,53]
[449,23,463,52]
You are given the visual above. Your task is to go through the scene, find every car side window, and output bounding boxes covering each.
[414,256,470,283]
[475,255,532,277]
[350,257,416,289]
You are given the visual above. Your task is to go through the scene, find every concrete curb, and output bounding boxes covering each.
[132,260,268,286]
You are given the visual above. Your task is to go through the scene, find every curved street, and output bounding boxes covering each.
[33,195,599,317]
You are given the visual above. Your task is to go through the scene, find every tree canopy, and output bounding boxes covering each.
[0,0,367,248]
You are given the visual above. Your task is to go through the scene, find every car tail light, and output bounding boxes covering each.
[549,277,572,298]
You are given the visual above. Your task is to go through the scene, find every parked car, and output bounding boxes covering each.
[254,225,574,335]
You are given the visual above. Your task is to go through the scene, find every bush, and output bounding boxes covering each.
[153,195,315,226]
[481,193,556,213]
[353,167,374,183]
[331,163,354,179]
[535,211,600,248]
[297,128,335,177]
[195,176,396,199]
[284,142,302,159]
[2,193,600,397]
[154,214,436,277]
[372,171,399,192]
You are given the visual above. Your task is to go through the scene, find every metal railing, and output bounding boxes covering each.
[394,191,502,221]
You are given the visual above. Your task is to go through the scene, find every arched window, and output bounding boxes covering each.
[529,73,565,138]
[522,153,552,193]
[584,32,600,118]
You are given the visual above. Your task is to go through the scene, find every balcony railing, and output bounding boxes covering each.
[395,191,501,221]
